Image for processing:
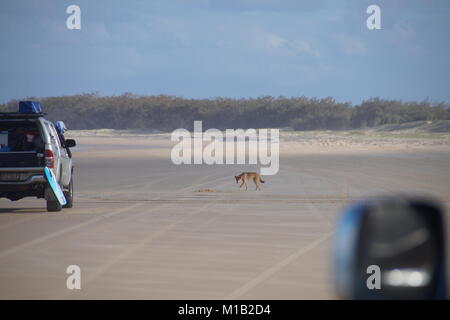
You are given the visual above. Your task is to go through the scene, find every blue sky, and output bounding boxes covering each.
[0,0,449,104]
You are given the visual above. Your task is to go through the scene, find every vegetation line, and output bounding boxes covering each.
[1,94,449,131]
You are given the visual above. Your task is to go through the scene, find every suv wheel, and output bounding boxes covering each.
[63,177,73,208]
[47,199,62,212]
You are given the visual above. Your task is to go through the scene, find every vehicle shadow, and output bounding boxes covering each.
[0,207,47,214]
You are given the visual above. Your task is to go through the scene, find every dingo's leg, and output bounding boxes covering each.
[253,177,260,190]
[239,180,245,189]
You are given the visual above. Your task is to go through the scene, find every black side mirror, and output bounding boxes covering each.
[333,196,447,300]
[65,139,76,148]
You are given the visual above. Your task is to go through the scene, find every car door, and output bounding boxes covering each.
[57,133,71,187]
[50,123,71,187]
[44,122,62,181]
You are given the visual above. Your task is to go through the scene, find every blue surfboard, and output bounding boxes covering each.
[44,167,67,206]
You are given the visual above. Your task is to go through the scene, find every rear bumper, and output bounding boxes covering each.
[0,175,45,185]
[0,167,45,185]
[0,168,46,201]
[0,167,44,173]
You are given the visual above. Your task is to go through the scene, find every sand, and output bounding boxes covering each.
[0,129,449,299]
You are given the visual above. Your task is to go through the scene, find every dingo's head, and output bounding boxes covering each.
[234,175,240,183]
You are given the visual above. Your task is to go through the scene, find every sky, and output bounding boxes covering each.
[0,0,449,104]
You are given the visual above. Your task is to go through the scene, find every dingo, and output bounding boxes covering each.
[235,172,265,191]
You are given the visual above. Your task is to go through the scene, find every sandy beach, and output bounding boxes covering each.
[0,129,449,299]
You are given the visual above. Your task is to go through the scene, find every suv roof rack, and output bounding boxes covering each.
[0,112,47,119]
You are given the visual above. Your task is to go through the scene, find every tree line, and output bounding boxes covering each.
[1,94,449,131]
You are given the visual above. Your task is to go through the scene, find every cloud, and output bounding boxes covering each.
[289,40,320,57]
[220,26,319,57]
[334,34,366,55]
[176,0,327,13]
[389,22,415,43]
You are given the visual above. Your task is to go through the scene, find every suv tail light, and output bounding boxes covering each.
[44,149,54,168]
